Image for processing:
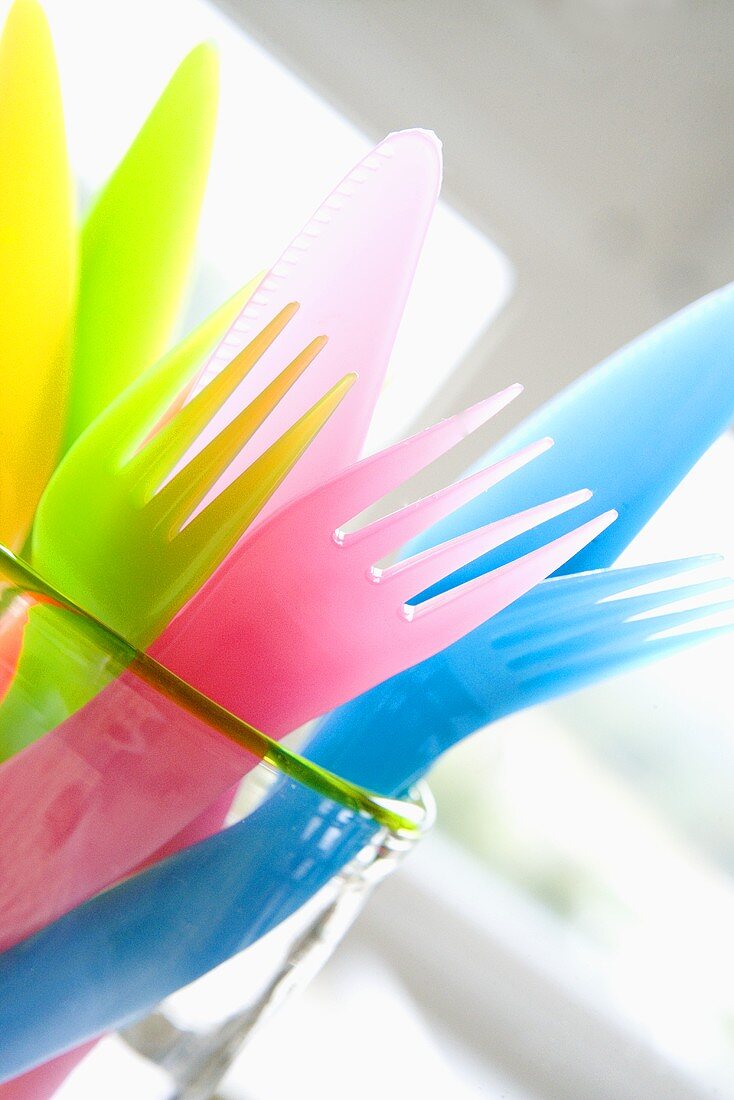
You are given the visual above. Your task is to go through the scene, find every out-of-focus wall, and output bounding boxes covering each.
[215,0,734,460]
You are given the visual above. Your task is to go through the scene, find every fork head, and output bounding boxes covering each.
[32,303,354,646]
[307,555,734,791]
[160,384,617,734]
[496,560,734,702]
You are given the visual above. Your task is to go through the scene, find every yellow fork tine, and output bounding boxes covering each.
[173,373,357,586]
[150,336,328,532]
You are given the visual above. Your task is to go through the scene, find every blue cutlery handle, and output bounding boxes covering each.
[5,277,734,1078]
[0,628,489,1079]
[0,775,375,1082]
[408,282,734,597]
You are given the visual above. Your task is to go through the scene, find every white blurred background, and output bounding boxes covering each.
[18,0,734,1096]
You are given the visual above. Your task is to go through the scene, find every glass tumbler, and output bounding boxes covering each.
[0,546,427,1095]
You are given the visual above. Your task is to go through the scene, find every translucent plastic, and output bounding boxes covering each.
[37,309,353,646]
[0,772,382,1085]
[148,394,615,733]
[2,559,729,1082]
[0,129,444,760]
[118,788,431,1099]
[0,307,351,763]
[35,303,346,647]
[0,396,613,956]
[185,128,443,520]
[0,548,418,958]
[405,281,734,593]
[0,0,75,550]
[63,41,220,448]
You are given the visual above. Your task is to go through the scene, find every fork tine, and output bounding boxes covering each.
[66,283,267,473]
[319,385,524,529]
[518,618,734,690]
[494,576,734,649]
[603,595,734,641]
[511,594,734,670]
[383,489,592,603]
[566,577,734,631]
[147,336,328,530]
[174,374,357,580]
[406,509,618,645]
[125,303,301,490]
[340,437,553,562]
[533,555,722,604]
[492,554,724,635]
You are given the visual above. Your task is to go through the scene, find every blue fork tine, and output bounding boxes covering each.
[494,554,722,633]
[494,574,733,647]
[521,622,734,697]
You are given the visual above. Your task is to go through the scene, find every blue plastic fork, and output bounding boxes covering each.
[0,556,731,1082]
[3,282,734,1080]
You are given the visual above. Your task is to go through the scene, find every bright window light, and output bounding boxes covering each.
[30,0,513,450]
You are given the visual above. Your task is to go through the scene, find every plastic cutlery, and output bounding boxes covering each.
[0,303,350,758]
[0,126,445,985]
[0,387,612,952]
[152,385,614,733]
[0,126,443,748]
[2,560,730,1077]
[40,306,342,643]
[143,247,734,943]
[309,557,734,790]
[111,279,734,1044]
[63,41,220,450]
[0,547,417,1088]
[89,127,441,875]
[1,123,441,761]
[236,280,734,927]
[149,263,734,863]
[172,128,442,520]
[0,0,75,550]
[405,281,734,594]
[0,275,255,713]
[148,558,734,953]
[143,126,443,863]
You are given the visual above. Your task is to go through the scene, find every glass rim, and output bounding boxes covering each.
[0,545,427,837]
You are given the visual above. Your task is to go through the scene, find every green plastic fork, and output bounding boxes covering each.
[0,302,353,759]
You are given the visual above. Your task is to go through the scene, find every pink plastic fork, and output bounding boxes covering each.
[0,387,614,951]
[181,128,442,519]
[0,128,441,1100]
[157,386,614,729]
[148,129,442,859]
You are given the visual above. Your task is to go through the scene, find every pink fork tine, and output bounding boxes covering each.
[320,384,524,529]
[408,510,619,641]
[340,436,553,561]
[379,489,592,600]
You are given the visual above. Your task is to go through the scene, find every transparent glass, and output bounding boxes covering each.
[116,782,433,1100]
[0,546,425,1090]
